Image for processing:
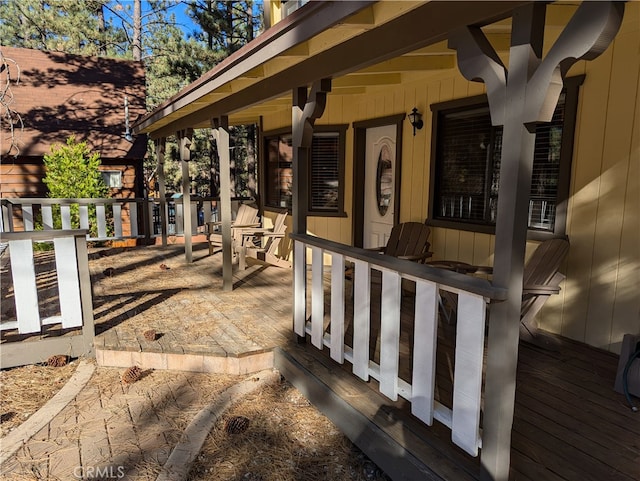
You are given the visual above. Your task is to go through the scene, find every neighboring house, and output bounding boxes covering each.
[0,46,147,199]
[134,2,639,480]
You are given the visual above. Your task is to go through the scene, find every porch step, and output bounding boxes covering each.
[274,345,480,481]
[95,346,274,375]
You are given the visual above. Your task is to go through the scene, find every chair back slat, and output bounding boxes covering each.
[523,238,569,287]
[384,222,431,259]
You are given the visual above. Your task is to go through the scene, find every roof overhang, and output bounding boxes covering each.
[134,1,543,139]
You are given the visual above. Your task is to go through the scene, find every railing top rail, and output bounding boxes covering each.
[1,198,145,205]
[0,229,88,241]
[291,233,507,301]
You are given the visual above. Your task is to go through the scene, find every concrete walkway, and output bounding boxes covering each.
[0,243,296,480]
[0,361,280,480]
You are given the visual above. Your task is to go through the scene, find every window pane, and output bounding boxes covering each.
[265,136,293,210]
[435,107,492,221]
[529,92,565,231]
[102,171,122,189]
[432,92,568,232]
[310,133,339,211]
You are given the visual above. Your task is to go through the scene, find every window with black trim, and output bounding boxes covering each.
[429,77,582,237]
[263,126,346,215]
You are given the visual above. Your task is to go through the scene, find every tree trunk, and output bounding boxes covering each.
[133,0,142,60]
[96,2,106,55]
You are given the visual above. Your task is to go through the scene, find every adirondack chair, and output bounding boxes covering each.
[434,238,570,347]
[368,222,433,262]
[207,204,260,256]
[236,212,291,269]
[519,237,570,344]
[346,222,433,296]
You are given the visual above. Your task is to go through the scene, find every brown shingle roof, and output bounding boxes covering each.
[1,46,147,159]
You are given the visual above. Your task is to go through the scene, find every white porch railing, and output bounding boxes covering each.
[0,230,95,368]
[0,197,246,241]
[0,197,147,241]
[291,233,507,457]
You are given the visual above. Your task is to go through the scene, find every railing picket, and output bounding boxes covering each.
[42,205,54,230]
[293,241,306,337]
[0,202,10,232]
[411,280,439,425]
[53,236,83,328]
[451,291,486,456]
[61,205,72,230]
[9,239,41,334]
[330,253,345,363]
[380,269,401,400]
[352,259,371,381]
[79,205,89,230]
[22,204,34,231]
[311,246,324,349]
[113,204,123,238]
[96,203,107,238]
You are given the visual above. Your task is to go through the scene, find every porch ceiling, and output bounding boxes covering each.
[134,1,581,139]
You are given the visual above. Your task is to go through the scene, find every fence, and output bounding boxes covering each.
[0,230,95,368]
[1,197,253,242]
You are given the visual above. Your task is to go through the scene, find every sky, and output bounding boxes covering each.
[106,1,264,39]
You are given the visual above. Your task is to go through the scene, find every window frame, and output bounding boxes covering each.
[261,124,348,217]
[101,170,123,189]
[427,75,583,240]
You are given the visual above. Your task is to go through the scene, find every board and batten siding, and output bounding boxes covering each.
[260,4,639,353]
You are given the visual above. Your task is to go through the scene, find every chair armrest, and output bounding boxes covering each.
[233,222,261,228]
[365,246,385,253]
[426,260,493,275]
[522,284,561,295]
[253,232,285,238]
[397,251,434,262]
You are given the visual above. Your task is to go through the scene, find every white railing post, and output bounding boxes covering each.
[79,205,89,230]
[330,253,345,363]
[352,259,371,381]
[379,269,401,400]
[113,203,123,238]
[293,240,307,337]
[410,280,439,426]
[96,203,107,238]
[42,205,54,230]
[9,239,41,333]
[130,200,140,238]
[451,291,487,456]
[61,204,72,230]
[311,246,324,349]
[22,204,34,231]
[53,235,83,329]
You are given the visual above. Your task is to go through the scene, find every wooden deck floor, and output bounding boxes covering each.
[2,244,637,480]
[281,275,639,481]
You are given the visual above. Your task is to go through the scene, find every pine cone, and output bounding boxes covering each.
[121,365,143,384]
[143,329,157,341]
[225,415,250,434]
[46,355,68,367]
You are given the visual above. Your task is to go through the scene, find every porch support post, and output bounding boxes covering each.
[178,128,194,263]
[292,79,331,234]
[291,79,331,339]
[212,116,233,291]
[155,137,168,247]
[449,2,624,480]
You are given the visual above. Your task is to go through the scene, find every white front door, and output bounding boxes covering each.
[363,124,397,249]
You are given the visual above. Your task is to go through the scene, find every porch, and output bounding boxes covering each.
[1,241,636,481]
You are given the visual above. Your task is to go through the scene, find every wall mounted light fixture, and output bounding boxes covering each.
[408,107,423,136]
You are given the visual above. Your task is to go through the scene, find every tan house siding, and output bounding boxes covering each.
[258,4,639,353]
